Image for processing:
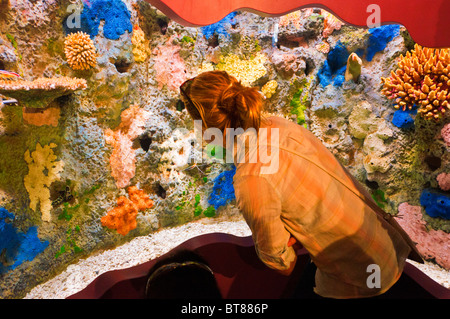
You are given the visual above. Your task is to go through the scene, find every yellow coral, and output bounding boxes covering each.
[24,143,64,222]
[216,53,267,86]
[64,31,97,70]
[381,44,450,120]
[131,25,150,63]
[197,61,215,74]
[261,80,278,98]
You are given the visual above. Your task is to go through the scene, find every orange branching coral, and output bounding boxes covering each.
[101,186,153,236]
[381,44,450,120]
[64,31,97,70]
[128,186,154,211]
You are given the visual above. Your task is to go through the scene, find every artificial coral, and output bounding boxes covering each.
[79,0,132,40]
[131,25,150,63]
[396,203,449,270]
[104,104,149,189]
[24,143,64,222]
[261,80,278,98]
[216,53,268,86]
[344,52,362,82]
[64,31,97,71]
[0,208,49,274]
[152,37,187,91]
[381,44,450,120]
[441,122,450,146]
[420,189,450,220]
[0,76,87,108]
[322,10,344,38]
[437,172,450,191]
[22,107,60,127]
[101,186,153,236]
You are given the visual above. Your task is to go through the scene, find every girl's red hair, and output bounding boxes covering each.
[186,71,264,132]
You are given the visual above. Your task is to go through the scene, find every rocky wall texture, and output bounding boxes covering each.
[0,1,448,298]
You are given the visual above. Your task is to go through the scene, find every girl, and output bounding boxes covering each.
[180,70,422,299]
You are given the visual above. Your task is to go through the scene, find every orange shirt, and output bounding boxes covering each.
[233,116,422,298]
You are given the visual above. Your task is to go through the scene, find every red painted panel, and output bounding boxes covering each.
[145,0,450,48]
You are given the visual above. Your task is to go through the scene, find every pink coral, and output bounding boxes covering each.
[437,173,450,191]
[441,123,450,147]
[322,11,344,38]
[395,203,450,270]
[152,36,188,91]
[105,104,149,189]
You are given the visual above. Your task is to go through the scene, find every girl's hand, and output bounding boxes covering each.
[287,236,297,247]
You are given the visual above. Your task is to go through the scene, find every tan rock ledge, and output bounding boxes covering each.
[0,77,87,108]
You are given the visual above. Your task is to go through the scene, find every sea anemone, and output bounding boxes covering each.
[381,44,450,120]
[64,31,97,71]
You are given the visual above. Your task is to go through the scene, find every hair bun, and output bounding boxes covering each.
[218,82,242,114]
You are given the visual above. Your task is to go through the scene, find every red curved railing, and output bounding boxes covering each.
[67,232,449,299]
[145,0,450,48]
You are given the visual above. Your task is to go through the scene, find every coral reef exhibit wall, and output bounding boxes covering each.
[0,0,448,298]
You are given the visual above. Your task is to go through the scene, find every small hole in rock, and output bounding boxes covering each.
[157,17,169,35]
[139,135,152,152]
[424,155,441,171]
[207,33,219,48]
[304,58,315,75]
[110,58,132,73]
[176,100,185,112]
[153,182,166,199]
[365,180,379,190]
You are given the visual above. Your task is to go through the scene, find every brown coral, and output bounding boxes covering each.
[101,186,153,236]
[0,77,87,108]
[64,31,97,70]
[381,44,450,120]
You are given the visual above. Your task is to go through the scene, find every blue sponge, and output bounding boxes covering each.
[392,108,417,129]
[208,165,236,209]
[201,12,237,40]
[65,0,133,40]
[317,41,349,87]
[420,189,450,220]
[0,208,49,274]
[366,25,401,61]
